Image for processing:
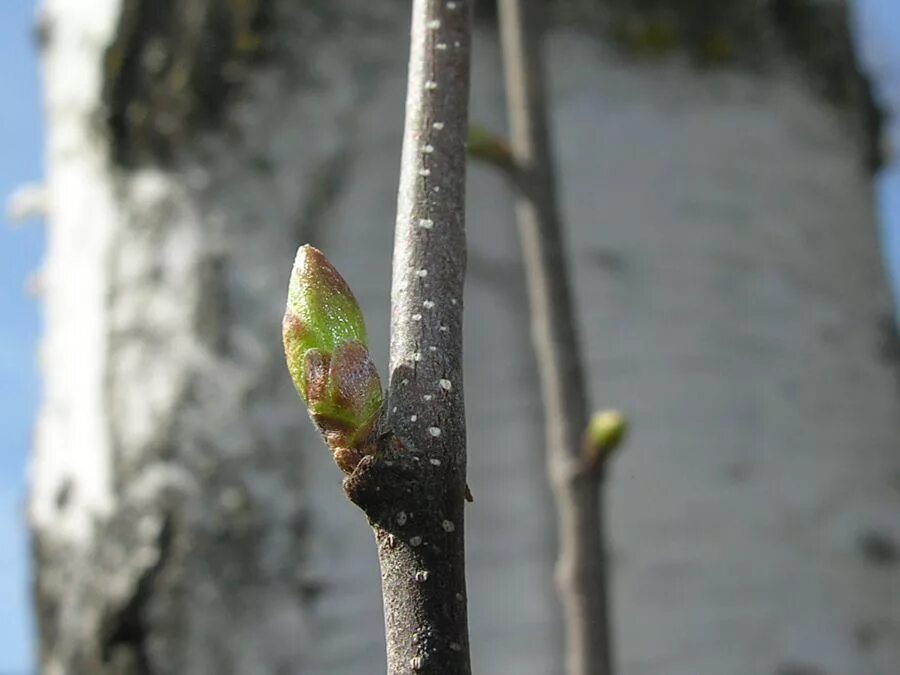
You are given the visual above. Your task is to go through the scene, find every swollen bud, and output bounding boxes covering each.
[283,245,384,473]
[584,409,628,470]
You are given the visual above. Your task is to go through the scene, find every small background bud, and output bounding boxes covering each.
[584,409,628,470]
[467,125,515,173]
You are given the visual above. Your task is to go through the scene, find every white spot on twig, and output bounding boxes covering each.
[447,1,459,9]
[450,297,458,305]
[418,168,431,176]
[454,41,461,48]
[439,324,449,332]
[430,458,441,466]
[433,185,441,192]
[419,218,434,229]
[411,414,418,422]
[436,43,448,50]
[413,352,422,362]
[424,394,433,401]
[423,144,434,153]
[425,80,438,90]
[423,300,435,309]
[413,313,422,322]
[392,406,398,413]
[442,519,456,532]
[429,427,442,437]
[415,570,430,582]
[410,535,423,547]
[440,379,452,391]
[416,269,428,278]
[433,121,445,130]
[411,655,425,670]
[428,346,437,352]
[427,19,441,30]
[402,378,409,385]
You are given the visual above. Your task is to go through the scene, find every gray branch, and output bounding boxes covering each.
[497,1,613,674]
[342,1,473,673]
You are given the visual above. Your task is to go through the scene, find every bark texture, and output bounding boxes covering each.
[31,1,410,673]
[497,1,612,674]
[342,1,473,673]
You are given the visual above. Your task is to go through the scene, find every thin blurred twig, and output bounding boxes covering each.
[496,0,616,672]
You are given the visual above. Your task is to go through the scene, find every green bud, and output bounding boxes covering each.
[284,245,368,373]
[283,245,383,472]
[467,125,515,173]
[584,409,628,469]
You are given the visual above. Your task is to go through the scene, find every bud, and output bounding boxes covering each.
[467,125,515,173]
[584,409,628,470]
[283,245,384,473]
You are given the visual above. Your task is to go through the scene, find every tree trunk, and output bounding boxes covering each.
[31,2,411,672]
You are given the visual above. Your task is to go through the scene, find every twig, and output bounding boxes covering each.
[496,1,615,673]
[348,1,473,673]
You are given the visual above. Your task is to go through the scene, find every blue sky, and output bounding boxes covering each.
[0,2,898,674]
[1,1,41,672]
[852,0,900,325]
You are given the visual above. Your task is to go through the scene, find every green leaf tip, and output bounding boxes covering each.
[584,409,628,469]
[283,245,383,473]
[285,244,368,354]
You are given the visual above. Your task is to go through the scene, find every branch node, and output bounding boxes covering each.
[467,124,518,176]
